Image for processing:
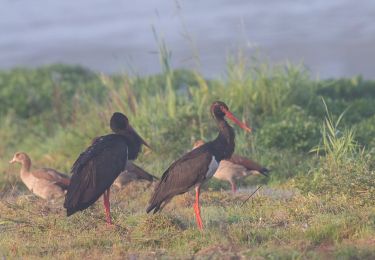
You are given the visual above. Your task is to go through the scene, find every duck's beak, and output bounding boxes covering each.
[260,168,270,177]
[221,107,252,132]
[9,157,16,164]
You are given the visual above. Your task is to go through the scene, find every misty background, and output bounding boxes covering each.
[1,0,374,78]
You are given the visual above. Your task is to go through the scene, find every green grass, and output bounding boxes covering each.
[1,188,374,258]
[0,58,374,258]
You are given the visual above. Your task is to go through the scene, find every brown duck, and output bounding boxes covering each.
[113,162,158,189]
[9,152,70,200]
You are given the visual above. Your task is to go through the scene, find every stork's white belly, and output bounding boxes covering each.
[206,156,219,179]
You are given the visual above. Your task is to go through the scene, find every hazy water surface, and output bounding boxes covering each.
[0,0,374,78]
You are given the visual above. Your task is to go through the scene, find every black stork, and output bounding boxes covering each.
[146,101,251,230]
[63,112,150,225]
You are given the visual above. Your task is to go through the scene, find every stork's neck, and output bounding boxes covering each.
[117,132,142,160]
[210,119,235,162]
[20,158,31,175]
[127,139,142,160]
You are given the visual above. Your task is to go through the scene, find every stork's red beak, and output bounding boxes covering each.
[221,107,252,132]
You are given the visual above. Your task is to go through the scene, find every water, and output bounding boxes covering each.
[0,0,374,78]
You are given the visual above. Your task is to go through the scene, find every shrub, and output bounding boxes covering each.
[296,100,375,205]
[356,115,375,149]
[257,105,320,152]
[0,64,106,126]
[317,76,375,101]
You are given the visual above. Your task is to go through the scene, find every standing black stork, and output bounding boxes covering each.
[146,101,251,230]
[64,112,150,225]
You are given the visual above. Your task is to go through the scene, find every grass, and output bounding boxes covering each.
[0,56,374,258]
[0,187,374,258]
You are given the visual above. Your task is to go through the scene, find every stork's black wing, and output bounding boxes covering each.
[64,134,128,216]
[146,144,212,213]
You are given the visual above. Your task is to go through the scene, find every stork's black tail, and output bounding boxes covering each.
[146,203,161,214]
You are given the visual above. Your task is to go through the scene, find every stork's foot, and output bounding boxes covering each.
[105,214,113,226]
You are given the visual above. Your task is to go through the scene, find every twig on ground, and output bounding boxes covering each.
[241,186,263,207]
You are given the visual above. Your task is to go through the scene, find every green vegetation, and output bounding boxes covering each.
[0,60,374,259]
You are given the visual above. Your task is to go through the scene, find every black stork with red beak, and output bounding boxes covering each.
[146,101,251,230]
[64,112,150,225]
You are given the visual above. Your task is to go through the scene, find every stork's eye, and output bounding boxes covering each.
[220,105,227,112]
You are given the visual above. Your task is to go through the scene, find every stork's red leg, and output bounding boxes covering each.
[231,181,237,193]
[106,188,112,225]
[194,185,203,230]
[103,190,108,213]
[103,190,107,217]
[103,188,112,225]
